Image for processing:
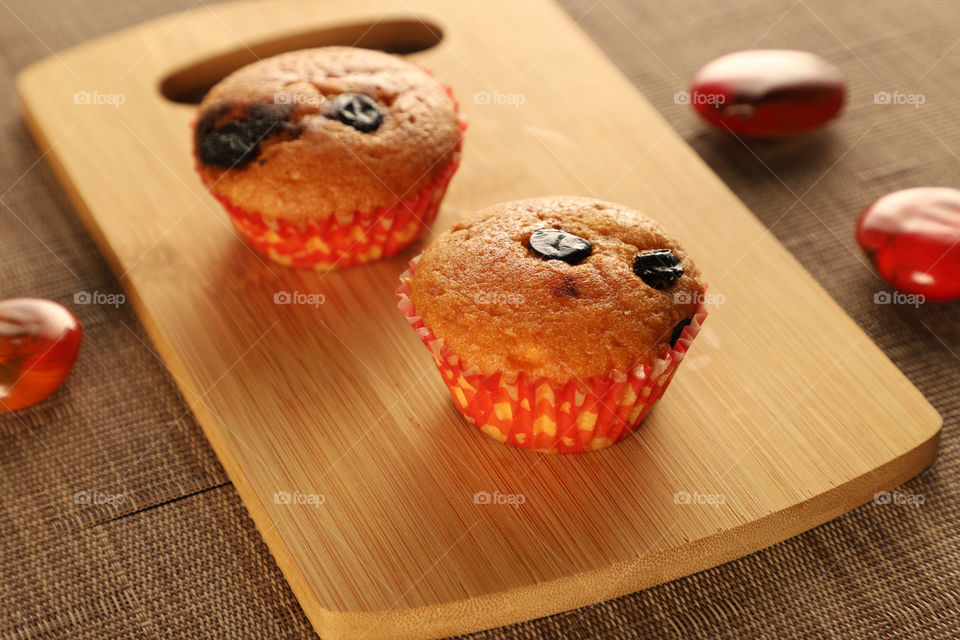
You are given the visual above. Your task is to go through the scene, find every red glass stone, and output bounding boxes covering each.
[690,49,845,137]
[857,188,960,301]
[0,298,82,411]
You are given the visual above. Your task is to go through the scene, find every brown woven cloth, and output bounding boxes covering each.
[2,0,958,638]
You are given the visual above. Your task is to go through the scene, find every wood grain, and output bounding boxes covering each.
[17,0,941,638]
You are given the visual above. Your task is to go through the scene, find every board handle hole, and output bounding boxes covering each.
[160,18,443,104]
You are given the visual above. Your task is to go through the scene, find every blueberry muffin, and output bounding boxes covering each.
[193,47,465,269]
[397,196,708,453]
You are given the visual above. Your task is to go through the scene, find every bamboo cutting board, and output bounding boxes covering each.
[17,0,941,638]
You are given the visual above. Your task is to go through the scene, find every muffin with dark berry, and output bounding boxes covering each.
[397,196,708,453]
[193,47,465,270]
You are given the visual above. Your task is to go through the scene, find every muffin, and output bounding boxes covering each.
[193,47,465,269]
[397,196,708,453]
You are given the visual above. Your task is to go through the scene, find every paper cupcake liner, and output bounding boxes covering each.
[195,85,466,271]
[397,255,708,454]
[208,162,457,270]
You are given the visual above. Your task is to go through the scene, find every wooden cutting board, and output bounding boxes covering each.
[17,0,941,638]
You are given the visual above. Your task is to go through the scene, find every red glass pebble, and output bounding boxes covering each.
[0,298,82,411]
[857,188,960,301]
[690,49,845,137]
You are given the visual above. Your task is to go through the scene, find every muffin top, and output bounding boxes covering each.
[407,197,705,380]
[194,47,463,223]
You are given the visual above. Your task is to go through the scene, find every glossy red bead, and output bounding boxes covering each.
[0,298,82,411]
[857,187,960,301]
[690,49,845,137]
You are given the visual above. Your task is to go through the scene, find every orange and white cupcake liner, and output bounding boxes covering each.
[397,255,708,454]
[196,85,465,270]
[208,159,458,270]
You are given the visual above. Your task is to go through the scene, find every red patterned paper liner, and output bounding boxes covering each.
[397,256,708,454]
[195,85,466,271]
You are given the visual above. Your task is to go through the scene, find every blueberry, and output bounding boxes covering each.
[197,103,300,168]
[529,229,592,264]
[633,249,684,289]
[327,93,384,132]
[670,317,692,347]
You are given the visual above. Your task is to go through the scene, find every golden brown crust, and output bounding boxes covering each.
[408,197,706,380]
[195,47,462,223]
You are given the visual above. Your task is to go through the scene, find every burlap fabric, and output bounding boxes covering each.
[1,0,957,637]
